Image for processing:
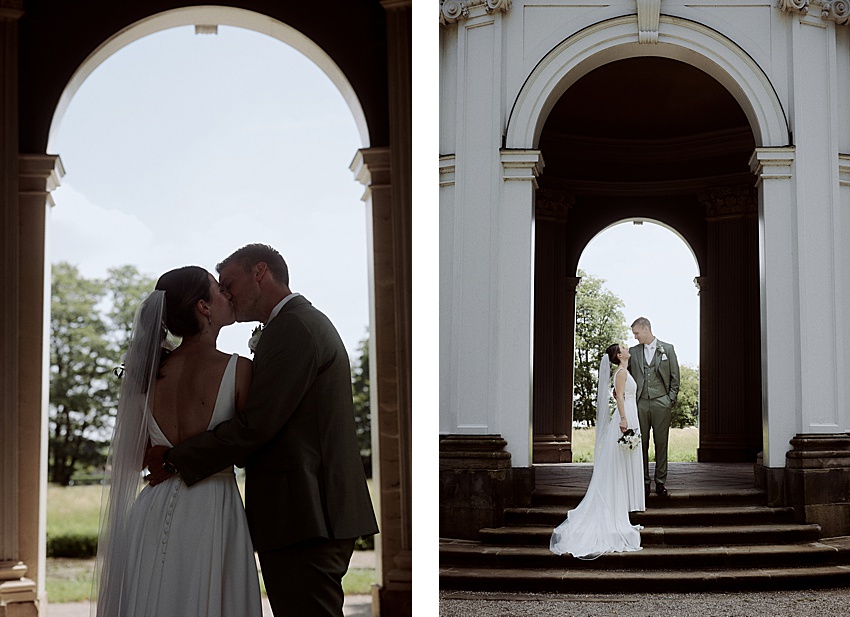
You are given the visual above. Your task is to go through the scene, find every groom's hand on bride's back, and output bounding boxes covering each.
[144,445,174,486]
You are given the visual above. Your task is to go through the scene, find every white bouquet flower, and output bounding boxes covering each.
[618,428,641,450]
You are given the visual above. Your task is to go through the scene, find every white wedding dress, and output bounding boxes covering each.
[550,367,645,559]
[117,353,262,616]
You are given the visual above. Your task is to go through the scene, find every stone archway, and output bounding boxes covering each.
[531,54,764,465]
[1,2,410,615]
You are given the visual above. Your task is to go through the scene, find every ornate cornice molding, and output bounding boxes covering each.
[778,0,850,25]
[535,189,574,223]
[440,0,511,25]
[699,186,757,221]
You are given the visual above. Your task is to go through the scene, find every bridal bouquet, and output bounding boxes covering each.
[618,428,641,450]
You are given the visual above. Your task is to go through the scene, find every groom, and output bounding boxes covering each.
[146,244,378,616]
[629,317,680,499]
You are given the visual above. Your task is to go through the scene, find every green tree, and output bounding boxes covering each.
[49,263,114,485]
[49,263,156,485]
[673,363,699,428]
[350,336,372,478]
[573,270,629,426]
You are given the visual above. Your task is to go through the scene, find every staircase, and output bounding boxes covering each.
[440,484,850,592]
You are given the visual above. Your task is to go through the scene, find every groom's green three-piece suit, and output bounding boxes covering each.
[170,295,378,616]
[628,339,680,490]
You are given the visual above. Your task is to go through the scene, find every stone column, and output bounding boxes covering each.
[351,144,409,616]
[697,187,761,462]
[0,3,38,615]
[532,189,574,463]
[750,147,797,473]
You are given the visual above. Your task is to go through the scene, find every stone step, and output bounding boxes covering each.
[439,563,850,593]
[479,523,823,546]
[532,488,767,508]
[440,539,850,570]
[504,505,796,527]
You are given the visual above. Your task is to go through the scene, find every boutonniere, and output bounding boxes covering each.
[248,325,263,354]
[658,345,667,361]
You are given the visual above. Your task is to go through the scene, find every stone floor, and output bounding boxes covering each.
[534,461,756,492]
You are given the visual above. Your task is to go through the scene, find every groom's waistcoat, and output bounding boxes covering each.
[640,360,667,400]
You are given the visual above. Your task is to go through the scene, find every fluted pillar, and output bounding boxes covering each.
[697,186,762,461]
[532,189,574,463]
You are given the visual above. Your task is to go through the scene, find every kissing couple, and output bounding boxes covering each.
[94,243,378,617]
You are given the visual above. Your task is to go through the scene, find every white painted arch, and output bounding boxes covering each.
[505,15,789,150]
[47,5,370,152]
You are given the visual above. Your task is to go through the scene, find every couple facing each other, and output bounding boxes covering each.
[550,317,680,559]
[94,243,378,617]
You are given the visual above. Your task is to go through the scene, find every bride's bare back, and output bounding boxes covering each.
[153,348,238,446]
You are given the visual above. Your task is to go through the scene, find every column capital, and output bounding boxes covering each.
[749,147,795,185]
[440,0,512,25]
[0,0,23,20]
[19,154,64,206]
[778,0,850,25]
[350,147,391,197]
[500,149,544,183]
[535,188,574,223]
[699,186,757,221]
[439,154,456,187]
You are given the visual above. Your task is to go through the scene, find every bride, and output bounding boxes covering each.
[93,266,262,616]
[550,342,645,559]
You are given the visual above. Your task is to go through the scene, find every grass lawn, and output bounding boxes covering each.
[46,479,376,603]
[571,426,699,463]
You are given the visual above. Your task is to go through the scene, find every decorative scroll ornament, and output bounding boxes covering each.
[440,0,512,25]
[778,0,850,25]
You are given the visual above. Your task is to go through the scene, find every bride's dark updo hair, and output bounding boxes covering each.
[155,266,211,338]
[606,343,623,366]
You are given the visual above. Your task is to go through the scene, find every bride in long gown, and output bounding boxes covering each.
[93,266,262,616]
[550,343,645,559]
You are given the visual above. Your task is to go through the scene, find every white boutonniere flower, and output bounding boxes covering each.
[248,325,263,354]
[658,345,667,360]
[618,429,641,450]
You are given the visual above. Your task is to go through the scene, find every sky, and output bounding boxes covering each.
[578,221,701,367]
[49,25,368,359]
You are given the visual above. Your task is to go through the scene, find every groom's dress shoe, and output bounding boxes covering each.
[655,483,669,498]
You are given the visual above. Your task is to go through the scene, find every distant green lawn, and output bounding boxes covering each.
[46,480,375,603]
[571,426,699,463]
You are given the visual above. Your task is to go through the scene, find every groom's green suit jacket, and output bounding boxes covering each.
[170,295,378,553]
[628,339,680,406]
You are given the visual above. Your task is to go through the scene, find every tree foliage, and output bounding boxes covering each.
[49,263,155,485]
[573,270,629,426]
[673,363,699,428]
[350,336,372,478]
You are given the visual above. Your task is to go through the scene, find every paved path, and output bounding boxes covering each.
[440,589,850,616]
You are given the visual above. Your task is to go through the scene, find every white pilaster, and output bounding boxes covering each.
[751,148,799,468]
[495,149,542,468]
[789,15,844,434]
[440,7,509,440]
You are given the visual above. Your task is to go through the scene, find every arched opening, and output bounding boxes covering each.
[5,3,410,614]
[532,56,763,465]
[573,220,701,457]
